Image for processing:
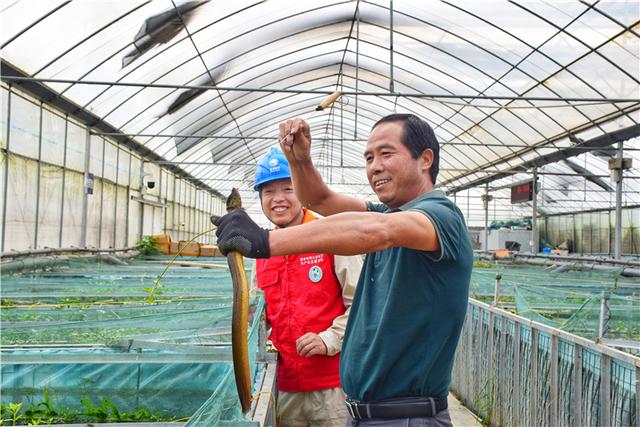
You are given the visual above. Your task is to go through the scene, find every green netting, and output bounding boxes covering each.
[489,218,532,230]
[470,262,640,350]
[1,255,263,425]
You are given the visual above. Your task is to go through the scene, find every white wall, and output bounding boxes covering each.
[0,85,224,251]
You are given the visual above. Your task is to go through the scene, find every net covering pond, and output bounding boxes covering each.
[1,256,263,425]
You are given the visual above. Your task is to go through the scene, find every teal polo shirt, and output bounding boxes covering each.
[340,190,473,401]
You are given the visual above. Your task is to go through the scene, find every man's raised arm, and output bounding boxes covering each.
[279,118,366,216]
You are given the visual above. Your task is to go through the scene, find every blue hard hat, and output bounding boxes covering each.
[254,146,291,190]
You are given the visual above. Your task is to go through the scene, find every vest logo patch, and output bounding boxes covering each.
[299,254,324,265]
[308,265,323,283]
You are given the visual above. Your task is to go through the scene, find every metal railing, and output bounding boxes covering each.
[451,299,640,427]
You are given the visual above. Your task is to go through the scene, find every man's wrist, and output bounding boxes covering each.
[318,330,340,356]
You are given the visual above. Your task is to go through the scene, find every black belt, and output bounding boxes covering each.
[345,396,448,419]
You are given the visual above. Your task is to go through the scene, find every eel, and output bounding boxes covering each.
[223,188,252,414]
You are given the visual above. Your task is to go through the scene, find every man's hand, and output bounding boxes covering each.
[295,332,328,357]
[279,119,312,163]
[212,210,270,258]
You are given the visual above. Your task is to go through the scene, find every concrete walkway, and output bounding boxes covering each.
[449,394,483,427]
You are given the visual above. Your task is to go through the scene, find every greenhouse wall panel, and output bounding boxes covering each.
[114,186,129,248]
[0,86,224,252]
[0,152,4,241]
[130,156,142,191]
[142,204,155,238]
[89,136,103,178]
[5,156,37,250]
[100,181,116,248]
[0,88,8,149]
[9,94,39,159]
[36,164,64,249]
[103,142,118,183]
[543,207,640,256]
[127,195,140,247]
[61,171,84,248]
[117,148,130,187]
[41,108,66,167]
[65,122,86,174]
[86,179,102,249]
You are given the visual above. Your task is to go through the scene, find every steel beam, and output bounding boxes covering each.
[355,2,360,139]
[89,132,640,152]
[389,0,394,93]
[0,350,233,365]
[3,74,638,103]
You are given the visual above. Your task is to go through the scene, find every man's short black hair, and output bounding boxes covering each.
[372,113,440,184]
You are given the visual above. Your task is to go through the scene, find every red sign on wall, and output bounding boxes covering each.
[510,181,533,204]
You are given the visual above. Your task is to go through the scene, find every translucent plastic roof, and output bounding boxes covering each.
[1,0,639,219]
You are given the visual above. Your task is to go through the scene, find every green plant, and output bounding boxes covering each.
[144,227,215,303]
[473,260,495,269]
[473,377,495,427]
[2,393,178,425]
[80,396,120,422]
[136,236,159,256]
[0,402,24,426]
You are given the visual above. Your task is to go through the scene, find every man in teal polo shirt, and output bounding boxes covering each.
[213,113,473,426]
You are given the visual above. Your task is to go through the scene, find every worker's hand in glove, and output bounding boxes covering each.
[212,209,270,259]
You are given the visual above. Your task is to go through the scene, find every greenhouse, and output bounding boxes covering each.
[1,1,639,426]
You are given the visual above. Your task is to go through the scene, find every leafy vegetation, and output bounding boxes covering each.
[135,236,159,256]
[473,260,495,269]
[1,391,179,425]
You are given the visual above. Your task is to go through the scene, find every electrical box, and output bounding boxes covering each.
[607,158,632,170]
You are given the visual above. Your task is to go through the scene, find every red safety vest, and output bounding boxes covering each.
[256,210,346,392]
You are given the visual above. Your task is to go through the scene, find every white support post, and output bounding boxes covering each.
[482,183,491,251]
[80,128,91,248]
[493,273,502,306]
[573,343,583,427]
[58,117,68,248]
[614,141,623,259]
[112,146,120,248]
[97,137,106,247]
[138,161,144,240]
[598,291,610,342]
[33,103,43,249]
[532,168,538,253]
